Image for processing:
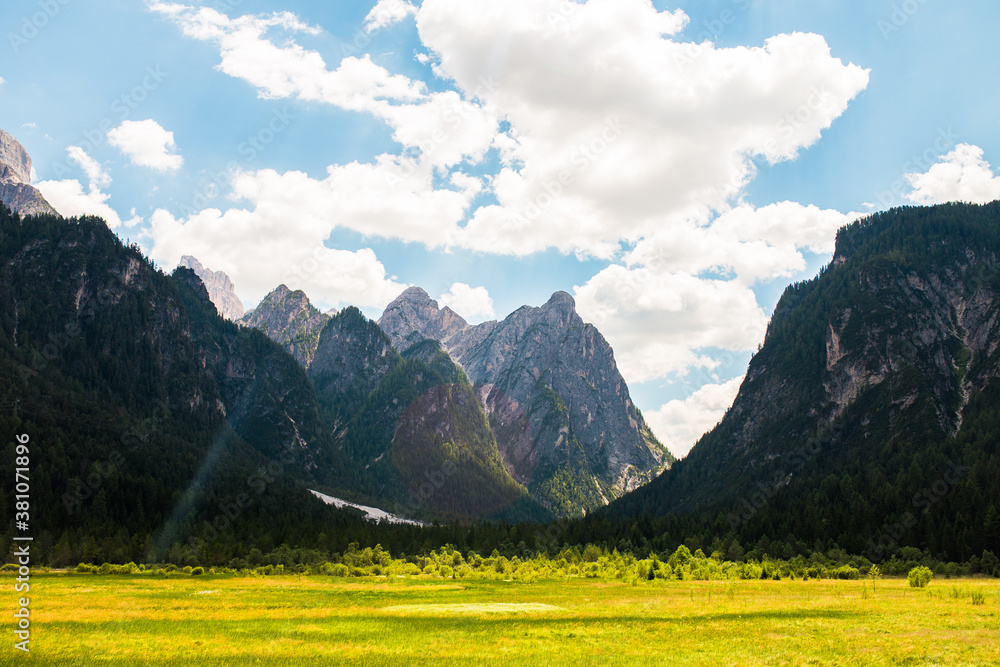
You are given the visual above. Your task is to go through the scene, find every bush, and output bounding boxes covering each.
[191,567,205,576]
[831,565,861,580]
[331,564,349,577]
[1,563,20,572]
[908,566,934,588]
[972,591,985,606]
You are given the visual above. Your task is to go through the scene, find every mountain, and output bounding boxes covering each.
[239,285,331,367]
[177,255,245,320]
[378,287,673,517]
[0,204,372,566]
[0,129,57,216]
[608,202,1000,562]
[307,308,548,522]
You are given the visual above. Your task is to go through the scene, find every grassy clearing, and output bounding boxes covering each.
[8,574,1000,666]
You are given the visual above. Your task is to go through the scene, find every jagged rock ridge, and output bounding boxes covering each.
[178,256,245,320]
[0,128,57,216]
[378,287,673,516]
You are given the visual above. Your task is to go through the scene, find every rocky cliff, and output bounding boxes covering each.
[239,285,331,367]
[378,287,672,516]
[0,128,57,216]
[178,256,245,321]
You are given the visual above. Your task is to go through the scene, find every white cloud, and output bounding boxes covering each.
[439,283,496,322]
[67,146,111,189]
[147,199,409,311]
[575,267,768,383]
[148,3,496,170]
[417,0,869,258]
[904,144,1000,205]
[645,377,744,459]
[574,199,857,385]
[365,0,418,31]
[0,77,5,85]
[36,147,132,228]
[108,119,184,171]
[147,0,870,392]
[35,179,124,227]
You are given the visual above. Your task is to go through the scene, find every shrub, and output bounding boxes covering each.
[191,567,205,576]
[908,566,933,588]
[831,565,861,580]
[331,564,349,577]
[2,563,20,572]
[971,591,985,606]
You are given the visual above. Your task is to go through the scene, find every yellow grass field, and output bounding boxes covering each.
[6,574,1000,665]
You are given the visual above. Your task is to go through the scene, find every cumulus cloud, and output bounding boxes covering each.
[575,267,768,383]
[438,283,496,322]
[146,178,413,310]
[36,147,137,228]
[574,199,858,385]
[148,2,497,170]
[365,0,418,31]
[904,144,1000,205]
[645,377,744,459]
[67,146,111,189]
[108,119,184,171]
[36,179,124,228]
[147,0,870,389]
[417,0,869,257]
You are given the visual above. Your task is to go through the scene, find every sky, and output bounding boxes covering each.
[3,0,1000,459]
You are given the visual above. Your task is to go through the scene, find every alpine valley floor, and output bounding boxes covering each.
[15,574,1000,666]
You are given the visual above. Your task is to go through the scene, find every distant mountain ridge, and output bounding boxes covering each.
[0,129,57,216]
[178,256,245,320]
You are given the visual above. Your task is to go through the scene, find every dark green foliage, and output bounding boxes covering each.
[0,205,377,565]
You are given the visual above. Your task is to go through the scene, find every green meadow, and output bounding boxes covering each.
[7,574,1000,665]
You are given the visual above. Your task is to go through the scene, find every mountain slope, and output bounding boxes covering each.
[607,202,1000,561]
[307,309,549,522]
[0,205,367,565]
[378,288,673,517]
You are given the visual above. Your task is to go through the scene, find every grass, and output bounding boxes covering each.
[7,574,1000,665]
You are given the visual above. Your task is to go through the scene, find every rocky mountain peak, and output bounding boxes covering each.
[544,290,575,310]
[377,286,671,516]
[0,129,32,185]
[378,286,470,352]
[397,286,434,304]
[0,128,57,216]
[177,256,245,320]
[240,285,331,367]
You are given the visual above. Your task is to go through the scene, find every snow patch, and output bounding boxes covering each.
[309,490,426,526]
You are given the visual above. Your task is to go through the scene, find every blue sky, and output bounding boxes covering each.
[3,0,999,457]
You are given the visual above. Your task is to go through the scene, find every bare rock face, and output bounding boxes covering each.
[177,256,245,321]
[239,285,331,367]
[0,128,57,216]
[378,287,472,351]
[378,288,673,516]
